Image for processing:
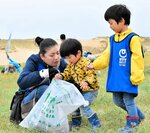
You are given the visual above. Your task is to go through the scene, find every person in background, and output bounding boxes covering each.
[55,38,101,130]
[60,34,66,42]
[1,64,16,74]
[6,54,21,74]
[59,34,69,64]
[86,4,145,133]
[83,51,96,62]
[17,37,67,118]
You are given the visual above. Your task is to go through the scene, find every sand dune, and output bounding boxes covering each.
[0,38,108,66]
[0,47,38,66]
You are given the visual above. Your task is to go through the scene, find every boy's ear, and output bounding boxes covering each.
[120,18,125,24]
[77,50,82,55]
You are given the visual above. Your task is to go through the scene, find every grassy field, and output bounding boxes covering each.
[0,53,150,132]
[0,54,150,133]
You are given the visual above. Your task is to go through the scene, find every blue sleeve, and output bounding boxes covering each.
[83,53,88,57]
[8,58,13,62]
[58,58,67,72]
[8,58,20,69]
[17,55,43,89]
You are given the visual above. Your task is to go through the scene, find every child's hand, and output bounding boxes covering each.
[54,73,63,79]
[80,81,88,91]
[85,64,94,70]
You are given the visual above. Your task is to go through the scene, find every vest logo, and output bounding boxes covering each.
[119,49,127,66]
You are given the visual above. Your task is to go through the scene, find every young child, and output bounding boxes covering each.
[55,38,101,129]
[86,4,145,132]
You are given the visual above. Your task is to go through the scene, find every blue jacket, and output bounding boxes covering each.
[17,54,67,90]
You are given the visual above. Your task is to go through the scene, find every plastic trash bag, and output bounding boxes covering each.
[19,79,89,133]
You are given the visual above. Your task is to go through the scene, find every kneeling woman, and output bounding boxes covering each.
[17,38,67,118]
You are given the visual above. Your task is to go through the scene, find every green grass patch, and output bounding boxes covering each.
[0,54,150,133]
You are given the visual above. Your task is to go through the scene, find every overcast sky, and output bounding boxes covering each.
[0,0,150,39]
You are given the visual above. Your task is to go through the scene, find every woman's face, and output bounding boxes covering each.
[40,45,60,67]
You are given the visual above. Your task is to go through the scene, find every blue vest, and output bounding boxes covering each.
[106,33,138,95]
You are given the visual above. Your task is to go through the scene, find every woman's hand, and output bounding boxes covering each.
[54,73,63,79]
[85,64,94,70]
[39,69,49,78]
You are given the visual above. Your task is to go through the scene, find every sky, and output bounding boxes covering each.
[0,0,150,39]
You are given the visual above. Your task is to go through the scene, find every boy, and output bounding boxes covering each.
[86,4,145,132]
[55,38,101,129]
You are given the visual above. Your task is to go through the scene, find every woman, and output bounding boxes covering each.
[17,37,67,118]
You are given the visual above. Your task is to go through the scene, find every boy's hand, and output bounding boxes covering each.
[80,81,88,91]
[54,73,63,79]
[85,64,94,70]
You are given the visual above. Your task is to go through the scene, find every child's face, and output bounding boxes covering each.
[108,19,125,33]
[65,50,81,64]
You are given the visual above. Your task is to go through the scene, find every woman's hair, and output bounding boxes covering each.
[35,36,44,47]
[35,36,58,55]
[104,4,131,25]
[39,38,58,55]
[60,38,82,58]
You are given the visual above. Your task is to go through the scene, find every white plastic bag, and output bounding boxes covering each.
[19,79,88,133]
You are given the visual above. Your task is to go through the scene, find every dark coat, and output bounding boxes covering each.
[17,54,67,90]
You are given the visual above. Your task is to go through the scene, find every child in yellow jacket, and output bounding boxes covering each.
[55,38,101,129]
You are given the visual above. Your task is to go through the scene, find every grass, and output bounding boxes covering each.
[0,53,150,133]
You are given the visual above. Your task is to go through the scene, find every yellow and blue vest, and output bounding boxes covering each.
[107,33,138,95]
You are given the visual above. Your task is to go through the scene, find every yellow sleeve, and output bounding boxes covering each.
[130,36,144,85]
[61,64,72,81]
[93,41,110,70]
[84,68,97,85]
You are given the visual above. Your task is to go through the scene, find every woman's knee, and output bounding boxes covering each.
[36,85,48,99]
[22,89,36,105]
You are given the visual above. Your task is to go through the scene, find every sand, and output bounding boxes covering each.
[0,39,107,66]
[0,47,38,66]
